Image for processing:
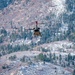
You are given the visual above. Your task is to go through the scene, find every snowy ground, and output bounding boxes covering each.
[40,40,75,55]
[16,63,72,75]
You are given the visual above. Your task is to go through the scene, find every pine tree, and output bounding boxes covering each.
[73,69,75,75]
[49,52,52,62]
[59,54,62,64]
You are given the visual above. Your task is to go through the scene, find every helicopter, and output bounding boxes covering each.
[28,21,42,36]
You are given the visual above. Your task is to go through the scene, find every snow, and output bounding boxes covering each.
[10,38,31,46]
[16,62,72,75]
[41,41,75,55]
[32,37,41,43]
[59,22,68,33]
[52,0,66,16]
[24,38,32,45]
[42,41,73,49]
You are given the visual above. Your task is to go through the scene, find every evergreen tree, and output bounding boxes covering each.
[73,69,75,75]
[49,52,52,62]
[9,55,17,61]
[59,54,62,64]
[67,53,72,62]
[53,53,56,60]
[0,36,3,43]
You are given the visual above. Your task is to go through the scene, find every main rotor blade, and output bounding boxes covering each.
[49,5,58,7]
[25,28,34,30]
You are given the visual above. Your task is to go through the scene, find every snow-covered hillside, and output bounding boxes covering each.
[0,0,66,29]
[0,0,75,56]
[16,63,72,75]
[0,0,75,75]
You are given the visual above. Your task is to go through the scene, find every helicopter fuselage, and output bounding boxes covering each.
[33,28,41,36]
